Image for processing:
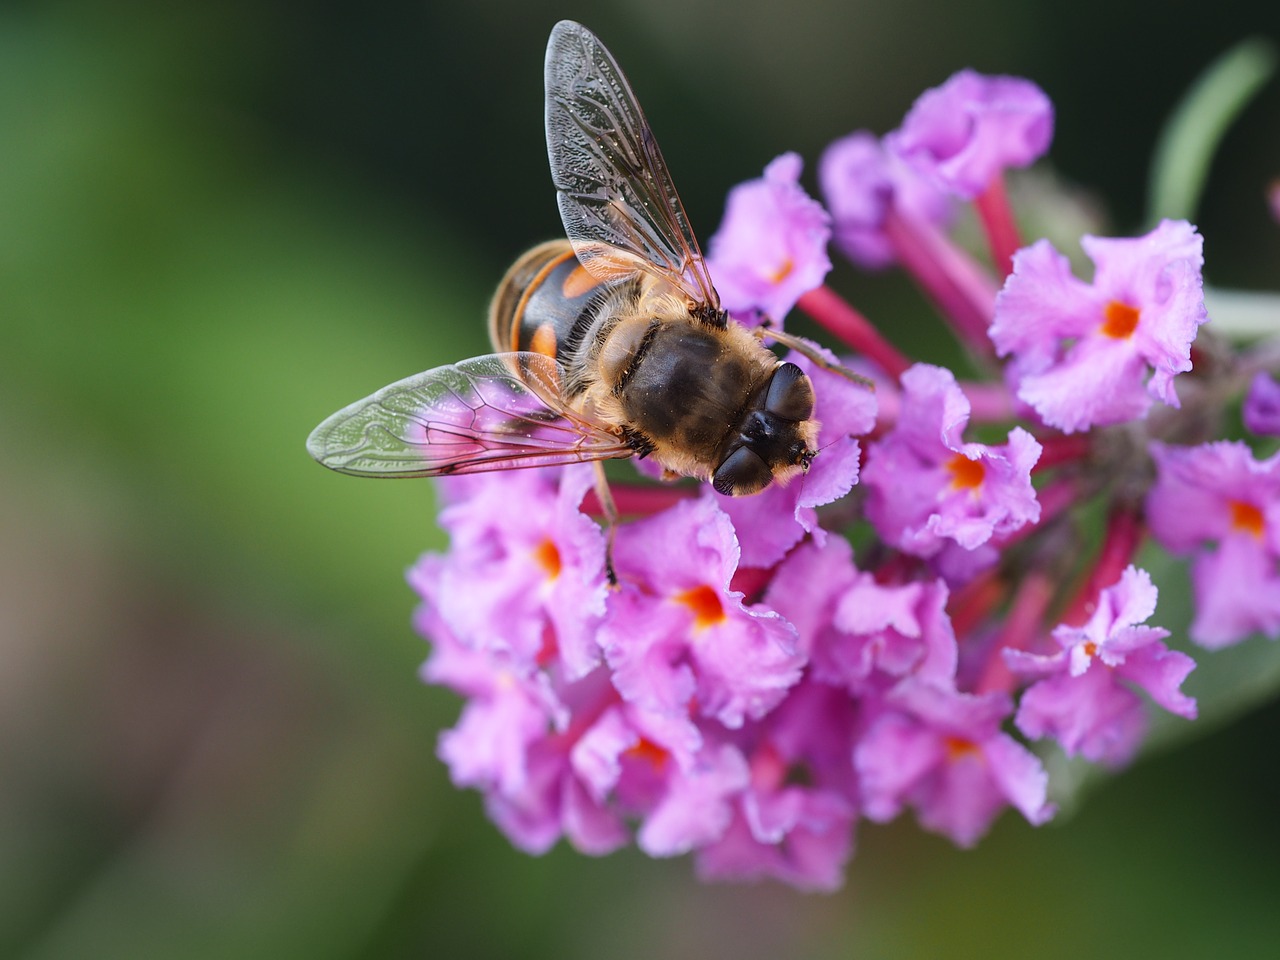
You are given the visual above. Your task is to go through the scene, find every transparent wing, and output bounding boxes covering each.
[306,353,633,478]
[544,20,722,320]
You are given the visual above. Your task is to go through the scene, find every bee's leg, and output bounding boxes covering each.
[592,461,620,586]
[753,322,876,390]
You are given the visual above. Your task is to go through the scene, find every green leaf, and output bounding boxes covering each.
[1147,38,1277,225]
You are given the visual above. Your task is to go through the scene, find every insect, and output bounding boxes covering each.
[307,20,866,499]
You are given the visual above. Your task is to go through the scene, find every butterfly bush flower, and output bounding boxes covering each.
[1244,373,1280,436]
[887,69,1053,200]
[855,679,1053,847]
[1006,566,1197,766]
[861,363,1041,576]
[416,465,609,678]
[819,130,953,270]
[695,679,859,891]
[600,498,803,729]
[706,152,831,322]
[1146,442,1280,647]
[990,220,1208,433]
[377,51,1280,894]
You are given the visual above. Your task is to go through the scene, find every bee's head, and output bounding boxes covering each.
[712,362,819,496]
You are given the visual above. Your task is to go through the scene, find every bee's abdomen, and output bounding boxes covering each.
[488,240,610,365]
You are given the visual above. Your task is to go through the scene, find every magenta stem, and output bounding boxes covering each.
[1063,506,1145,626]
[973,174,1021,278]
[884,206,1000,358]
[947,571,1007,639]
[960,380,1015,422]
[796,285,911,380]
[583,482,693,519]
[1032,433,1094,473]
[976,571,1054,695]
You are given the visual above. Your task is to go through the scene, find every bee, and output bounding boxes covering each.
[308,20,865,498]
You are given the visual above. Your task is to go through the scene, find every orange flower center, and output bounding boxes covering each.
[532,538,562,580]
[624,736,669,771]
[944,736,981,761]
[1229,500,1265,539]
[1099,300,1141,339]
[767,257,795,284]
[675,584,727,630]
[947,453,986,490]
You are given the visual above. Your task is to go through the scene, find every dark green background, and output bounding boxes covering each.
[3,1,1279,957]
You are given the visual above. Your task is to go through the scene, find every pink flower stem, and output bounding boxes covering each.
[948,571,1007,639]
[884,205,1001,359]
[730,565,775,602]
[1032,433,1094,473]
[960,380,1015,422]
[582,482,693,519]
[796,285,911,380]
[976,570,1055,695]
[973,174,1021,278]
[1062,504,1145,626]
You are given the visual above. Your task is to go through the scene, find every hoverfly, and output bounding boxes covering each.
[308,20,865,499]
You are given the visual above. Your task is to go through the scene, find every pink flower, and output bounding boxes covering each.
[570,702,746,858]
[819,130,954,269]
[1006,566,1197,766]
[861,364,1041,577]
[887,69,1053,199]
[706,153,832,321]
[855,679,1053,847]
[1244,372,1280,437]
[990,220,1208,433]
[415,465,609,677]
[1147,441,1280,647]
[416,593,628,855]
[695,680,859,890]
[600,498,804,729]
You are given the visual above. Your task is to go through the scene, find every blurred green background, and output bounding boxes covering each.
[3,1,1280,957]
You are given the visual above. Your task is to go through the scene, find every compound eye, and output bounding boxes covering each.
[712,446,773,496]
[765,362,815,422]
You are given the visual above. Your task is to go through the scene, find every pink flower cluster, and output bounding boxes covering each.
[406,64,1280,890]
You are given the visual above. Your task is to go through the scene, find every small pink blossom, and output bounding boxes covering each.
[819,130,954,269]
[1147,441,1280,647]
[600,498,804,729]
[990,220,1208,433]
[1244,372,1280,437]
[706,152,832,321]
[1006,566,1197,767]
[855,679,1053,847]
[861,364,1041,576]
[887,69,1053,199]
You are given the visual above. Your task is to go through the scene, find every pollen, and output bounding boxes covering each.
[1229,499,1266,539]
[1099,300,1141,339]
[624,736,669,771]
[767,257,795,284]
[675,584,727,630]
[944,736,981,761]
[947,453,986,490]
[532,537,562,580]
